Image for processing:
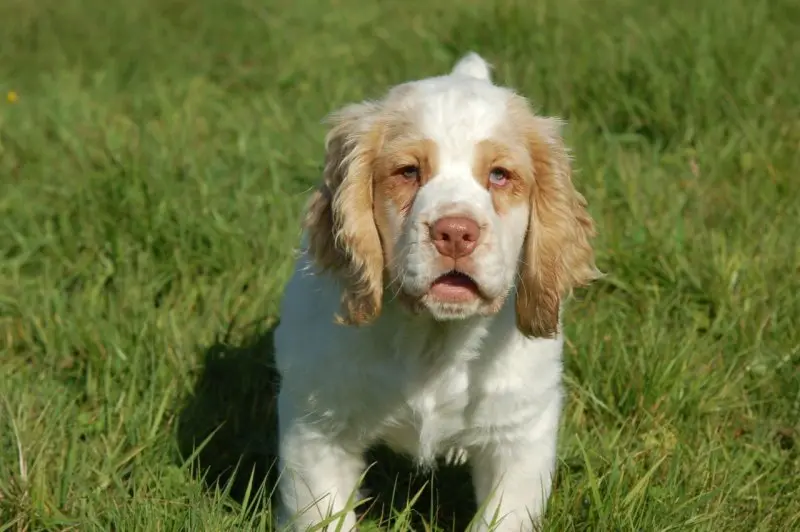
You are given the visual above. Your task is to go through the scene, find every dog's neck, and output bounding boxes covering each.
[374,293,500,369]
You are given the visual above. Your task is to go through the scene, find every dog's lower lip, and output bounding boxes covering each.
[429,271,480,301]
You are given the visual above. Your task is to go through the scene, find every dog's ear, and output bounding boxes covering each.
[514,112,600,338]
[305,102,386,325]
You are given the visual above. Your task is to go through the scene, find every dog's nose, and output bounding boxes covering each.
[430,216,480,258]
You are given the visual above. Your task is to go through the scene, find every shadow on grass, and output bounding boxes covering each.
[176,322,476,530]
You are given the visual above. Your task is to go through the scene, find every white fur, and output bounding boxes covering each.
[274,54,566,531]
[451,51,493,81]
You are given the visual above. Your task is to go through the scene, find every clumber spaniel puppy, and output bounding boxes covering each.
[274,53,599,531]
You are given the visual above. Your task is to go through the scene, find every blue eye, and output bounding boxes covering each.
[489,168,509,186]
[401,166,420,180]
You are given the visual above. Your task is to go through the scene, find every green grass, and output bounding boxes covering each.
[1,0,798,529]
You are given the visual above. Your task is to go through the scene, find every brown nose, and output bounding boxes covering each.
[430,216,480,258]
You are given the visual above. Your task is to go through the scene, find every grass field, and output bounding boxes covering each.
[1,0,799,530]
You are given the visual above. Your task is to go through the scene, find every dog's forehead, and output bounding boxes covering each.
[388,76,511,155]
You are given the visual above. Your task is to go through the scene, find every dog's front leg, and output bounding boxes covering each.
[467,397,561,532]
[276,398,364,531]
[468,436,556,532]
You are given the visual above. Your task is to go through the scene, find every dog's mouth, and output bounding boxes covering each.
[429,271,481,302]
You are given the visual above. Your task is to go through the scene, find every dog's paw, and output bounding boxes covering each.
[444,446,469,466]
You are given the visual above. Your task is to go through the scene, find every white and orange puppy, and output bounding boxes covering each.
[274,53,599,531]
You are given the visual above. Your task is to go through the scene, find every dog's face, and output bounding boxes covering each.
[305,54,599,338]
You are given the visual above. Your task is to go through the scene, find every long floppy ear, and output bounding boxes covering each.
[304,102,385,325]
[515,112,600,338]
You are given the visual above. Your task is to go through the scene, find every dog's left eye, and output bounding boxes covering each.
[489,167,509,187]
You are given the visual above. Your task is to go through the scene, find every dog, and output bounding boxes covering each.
[273,52,599,531]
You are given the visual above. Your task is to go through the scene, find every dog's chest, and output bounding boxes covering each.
[373,322,485,463]
[355,314,493,463]
[377,362,471,463]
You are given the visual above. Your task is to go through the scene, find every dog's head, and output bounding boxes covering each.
[305,53,599,338]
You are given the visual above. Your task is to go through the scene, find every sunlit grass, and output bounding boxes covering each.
[1,0,798,529]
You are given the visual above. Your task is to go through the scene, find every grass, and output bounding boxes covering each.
[1,0,798,529]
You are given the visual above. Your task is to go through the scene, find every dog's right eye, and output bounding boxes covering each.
[400,165,420,180]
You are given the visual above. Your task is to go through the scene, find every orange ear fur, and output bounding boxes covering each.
[304,102,386,325]
[514,111,600,338]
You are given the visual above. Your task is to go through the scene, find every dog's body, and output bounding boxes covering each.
[276,263,564,531]
[274,53,599,531]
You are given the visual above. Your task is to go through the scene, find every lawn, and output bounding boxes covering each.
[1,0,798,530]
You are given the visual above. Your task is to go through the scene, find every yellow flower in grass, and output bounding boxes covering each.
[7,91,18,103]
